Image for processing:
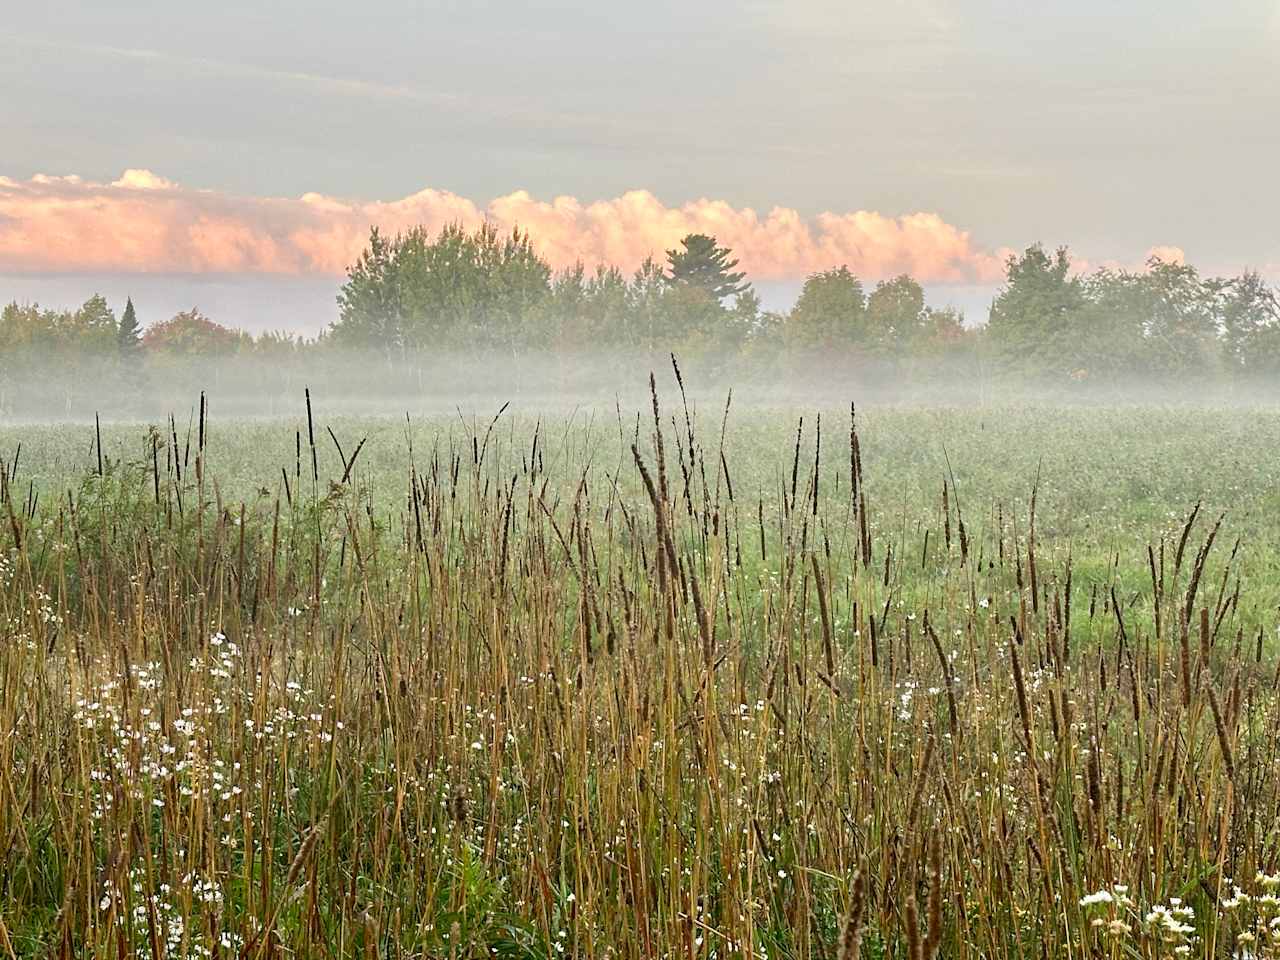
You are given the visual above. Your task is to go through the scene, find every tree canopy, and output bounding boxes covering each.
[664,234,751,302]
[987,245,1087,375]
[333,223,552,351]
[143,309,244,357]
[787,266,867,347]
[118,297,142,357]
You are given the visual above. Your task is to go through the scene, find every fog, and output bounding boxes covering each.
[0,275,998,341]
[0,274,342,338]
[2,346,1278,428]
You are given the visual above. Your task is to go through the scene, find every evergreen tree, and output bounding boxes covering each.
[118,297,142,356]
[664,234,750,302]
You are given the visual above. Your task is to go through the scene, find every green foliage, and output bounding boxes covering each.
[788,270,967,365]
[543,262,633,349]
[660,283,735,356]
[330,228,759,360]
[0,295,126,412]
[983,246,1280,384]
[987,244,1088,376]
[664,232,751,302]
[333,222,552,351]
[626,255,670,350]
[75,293,118,341]
[117,296,142,357]
[1074,267,1148,379]
[332,225,403,349]
[0,295,117,362]
[1140,255,1221,378]
[865,274,929,352]
[922,304,966,346]
[787,265,867,348]
[1216,270,1280,374]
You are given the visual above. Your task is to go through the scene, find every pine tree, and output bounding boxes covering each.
[118,297,142,356]
[664,234,750,302]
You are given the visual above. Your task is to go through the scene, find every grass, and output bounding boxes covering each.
[2,380,1280,958]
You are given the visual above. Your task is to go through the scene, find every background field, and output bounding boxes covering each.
[7,394,1280,602]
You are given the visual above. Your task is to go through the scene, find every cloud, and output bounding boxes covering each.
[112,169,178,191]
[1145,244,1186,266]
[1073,245,1191,276]
[0,168,1013,283]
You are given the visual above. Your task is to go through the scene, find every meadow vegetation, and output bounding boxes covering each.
[2,378,1280,958]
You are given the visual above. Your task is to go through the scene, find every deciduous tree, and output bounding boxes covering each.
[787,266,867,347]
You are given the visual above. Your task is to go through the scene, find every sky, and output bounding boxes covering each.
[2,0,1279,334]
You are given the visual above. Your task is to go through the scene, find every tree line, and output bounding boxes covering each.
[328,224,1280,379]
[327,224,971,362]
[3,223,1278,411]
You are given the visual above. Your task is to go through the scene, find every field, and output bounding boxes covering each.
[3,382,1280,959]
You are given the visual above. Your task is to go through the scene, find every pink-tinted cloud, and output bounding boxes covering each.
[0,168,1018,284]
[1144,245,1186,266]
[1073,245,1191,276]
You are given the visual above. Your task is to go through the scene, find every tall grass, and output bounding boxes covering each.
[1,380,1278,959]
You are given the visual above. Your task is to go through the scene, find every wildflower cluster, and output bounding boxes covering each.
[1222,870,1280,957]
[98,865,243,960]
[1079,885,1198,956]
